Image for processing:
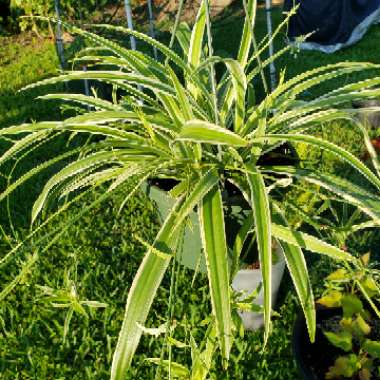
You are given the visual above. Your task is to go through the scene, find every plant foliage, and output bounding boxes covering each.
[1,0,380,378]
[318,256,380,380]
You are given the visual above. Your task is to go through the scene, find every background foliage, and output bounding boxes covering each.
[1,0,119,35]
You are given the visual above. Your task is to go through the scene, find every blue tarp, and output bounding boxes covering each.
[284,0,380,53]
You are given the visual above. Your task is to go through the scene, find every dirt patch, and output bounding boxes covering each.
[100,0,284,27]
[155,0,235,23]
[155,0,284,24]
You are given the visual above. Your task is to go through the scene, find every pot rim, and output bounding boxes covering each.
[238,243,286,274]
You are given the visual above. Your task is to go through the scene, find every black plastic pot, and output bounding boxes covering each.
[293,307,342,380]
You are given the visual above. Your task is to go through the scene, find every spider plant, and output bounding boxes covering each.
[2,0,380,378]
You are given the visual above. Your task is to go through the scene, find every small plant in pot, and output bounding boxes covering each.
[231,237,286,330]
[293,254,380,380]
[3,0,380,378]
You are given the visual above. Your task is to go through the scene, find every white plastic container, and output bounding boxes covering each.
[232,243,286,330]
[141,182,207,272]
[142,182,286,329]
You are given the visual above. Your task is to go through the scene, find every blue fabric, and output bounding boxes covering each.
[284,0,380,46]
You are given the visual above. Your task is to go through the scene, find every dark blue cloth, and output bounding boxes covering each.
[284,0,380,46]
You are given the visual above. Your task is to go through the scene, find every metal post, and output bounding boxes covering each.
[54,0,65,70]
[147,0,158,59]
[83,65,90,110]
[124,0,137,50]
[265,0,277,91]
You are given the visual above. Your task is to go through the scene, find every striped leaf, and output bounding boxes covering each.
[38,93,123,111]
[190,326,217,380]
[64,111,175,135]
[220,0,255,125]
[245,164,272,343]
[188,0,206,69]
[168,66,194,121]
[247,45,291,84]
[176,22,192,57]
[0,147,86,204]
[111,197,185,380]
[171,168,219,233]
[243,62,380,135]
[224,60,247,132]
[39,17,188,76]
[179,120,248,147]
[32,151,124,223]
[271,223,358,263]
[146,359,190,378]
[199,184,232,360]
[0,121,62,136]
[272,205,316,342]
[271,88,380,128]
[256,134,380,192]
[92,24,189,74]
[22,71,176,97]
[0,131,49,166]
[237,0,257,67]
[269,109,351,133]
[187,0,207,98]
[264,166,380,222]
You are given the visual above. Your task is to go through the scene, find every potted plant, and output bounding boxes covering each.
[2,0,380,378]
[143,142,296,273]
[293,254,380,380]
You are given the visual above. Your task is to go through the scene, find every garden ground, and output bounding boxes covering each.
[1,4,380,379]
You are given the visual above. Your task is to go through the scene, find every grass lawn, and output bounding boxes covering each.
[1,5,380,379]
[0,35,63,128]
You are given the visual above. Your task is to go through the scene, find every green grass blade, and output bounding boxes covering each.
[199,184,232,361]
